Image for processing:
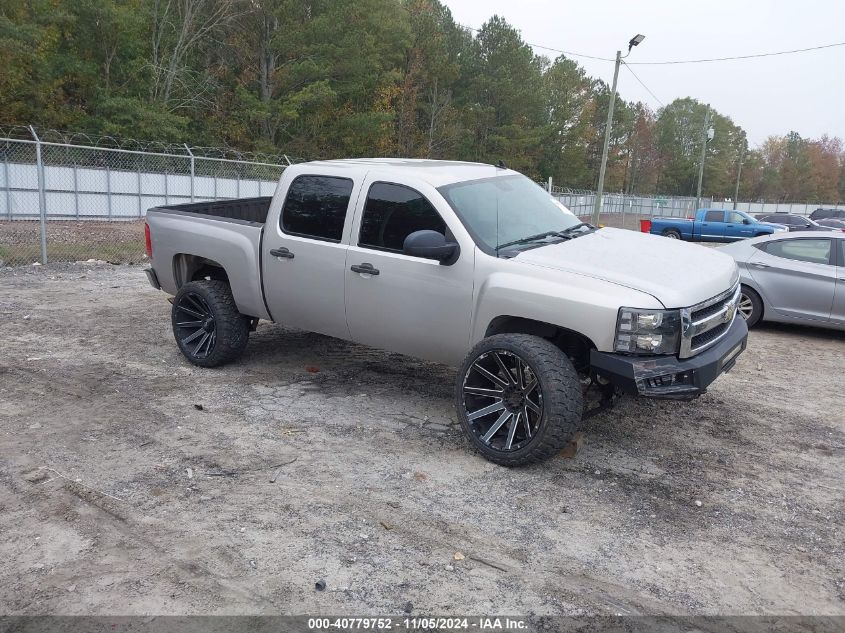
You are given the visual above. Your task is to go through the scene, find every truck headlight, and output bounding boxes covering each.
[614,308,681,355]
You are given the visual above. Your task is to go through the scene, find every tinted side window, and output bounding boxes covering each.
[359,183,446,252]
[727,212,746,224]
[281,175,353,242]
[763,239,832,265]
[704,210,723,222]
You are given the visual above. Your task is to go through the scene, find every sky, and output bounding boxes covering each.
[442,0,845,147]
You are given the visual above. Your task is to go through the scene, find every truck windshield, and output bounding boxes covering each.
[439,174,582,253]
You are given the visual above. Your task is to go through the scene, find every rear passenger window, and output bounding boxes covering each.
[763,239,832,265]
[359,183,446,252]
[281,175,353,242]
[704,211,723,222]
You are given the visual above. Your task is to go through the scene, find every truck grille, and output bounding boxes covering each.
[679,282,740,358]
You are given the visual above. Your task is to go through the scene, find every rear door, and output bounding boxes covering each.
[748,237,836,322]
[262,171,361,340]
[343,174,475,365]
[831,239,845,325]
[698,210,726,241]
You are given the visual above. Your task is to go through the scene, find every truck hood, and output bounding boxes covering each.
[513,227,738,308]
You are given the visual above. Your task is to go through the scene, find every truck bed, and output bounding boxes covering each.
[154,196,272,224]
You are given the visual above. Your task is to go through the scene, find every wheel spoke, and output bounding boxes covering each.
[176,304,204,319]
[524,394,541,415]
[192,332,210,355]
[522,404,533,438]
[472,362,509,388]
[493,352,515,384]
[505,411,520,450]
[467,400,505,422]
[523,378,538,397]
[481,410,511,444]
[464,385,504,398]
[181,328,205,345]
[186,294,208,315]
[176,320,203,328]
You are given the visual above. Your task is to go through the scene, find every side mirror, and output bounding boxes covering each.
[403,230,459,264]
[742,218,751,225]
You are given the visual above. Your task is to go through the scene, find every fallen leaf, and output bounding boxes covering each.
[380,521,393,530]
[413,471,427,481]
[453,552,465,561]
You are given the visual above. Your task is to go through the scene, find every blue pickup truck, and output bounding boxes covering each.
[649,209,788,242]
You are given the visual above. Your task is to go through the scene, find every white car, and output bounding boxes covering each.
[145,159,746,466]
[719,232,845,330]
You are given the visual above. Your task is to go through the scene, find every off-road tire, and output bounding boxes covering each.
[662,228,682,239]
[739,285,763,328]
[171,280,250,367]
[455,333,583,466]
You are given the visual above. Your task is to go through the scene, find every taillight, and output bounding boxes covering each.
[144,223,152,258]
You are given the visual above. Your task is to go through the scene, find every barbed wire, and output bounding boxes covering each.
[0,123,308,165]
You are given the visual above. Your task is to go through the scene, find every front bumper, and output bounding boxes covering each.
[590,316,748,399]
[144,267,161,290]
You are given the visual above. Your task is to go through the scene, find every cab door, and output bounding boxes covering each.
[698,210,726,241]
[726,211,755,240]
[262,171,361,340]
[343,174,475,365]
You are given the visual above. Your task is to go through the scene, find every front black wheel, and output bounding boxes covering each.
[171,280,250,367]
[456,334,583,466]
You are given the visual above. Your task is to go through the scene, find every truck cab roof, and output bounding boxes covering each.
[289,158,516,188]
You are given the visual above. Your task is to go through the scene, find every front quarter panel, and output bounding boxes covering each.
[471,256,663,353]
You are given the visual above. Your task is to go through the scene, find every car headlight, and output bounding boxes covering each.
[614,308,681,355]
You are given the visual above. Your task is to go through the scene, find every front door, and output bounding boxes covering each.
[262,173,360,340]
[748,237,836,322]
[831,240,845,325]
[726,211,755,240]
[344,177,475,365]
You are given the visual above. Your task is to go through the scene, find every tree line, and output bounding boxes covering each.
[2,0,843,202]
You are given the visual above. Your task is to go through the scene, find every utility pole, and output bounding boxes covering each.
[695,106,712,210]
[733,149,744,210]
[592,50,622,226]
[592,34,645,226]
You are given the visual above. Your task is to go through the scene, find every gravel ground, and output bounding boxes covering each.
[0,263,843,616]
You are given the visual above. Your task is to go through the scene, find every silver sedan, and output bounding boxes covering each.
[718,231,845,330]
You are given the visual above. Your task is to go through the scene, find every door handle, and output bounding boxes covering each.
[750,262,770,269]
[350,263,379,276]
[269,247,294,259]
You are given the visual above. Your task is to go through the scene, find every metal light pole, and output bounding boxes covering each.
[695,106,713,210]
[592,34,645,226]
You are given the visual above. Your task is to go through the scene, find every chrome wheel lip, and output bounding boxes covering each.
[738,293,754,320]
[461,349,543,453]
[175,292,217,359]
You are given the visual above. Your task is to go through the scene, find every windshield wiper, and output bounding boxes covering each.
[496,223,594,252]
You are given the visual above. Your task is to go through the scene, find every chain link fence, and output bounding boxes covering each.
[0,127,287,266]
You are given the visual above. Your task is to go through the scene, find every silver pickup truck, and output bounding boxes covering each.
[144,159,747,466]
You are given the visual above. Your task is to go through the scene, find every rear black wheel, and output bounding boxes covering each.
[172,280,250,367]
[456,334,583,466]
[738,285,763,328]
[662,228,681,239]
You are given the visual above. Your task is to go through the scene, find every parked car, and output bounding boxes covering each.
[650,209,788,242]
[719,232,845,330]
[809,208,845,221]
[144,159,747,466]
[816,218,845,231]
[754,213,836,232]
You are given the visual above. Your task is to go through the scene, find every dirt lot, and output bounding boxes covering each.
[0,263,843,616]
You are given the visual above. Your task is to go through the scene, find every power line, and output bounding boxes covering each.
[621,62,665,107]
[461,24,616,61]
[626,40,845,65]
[461,23,845,66]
